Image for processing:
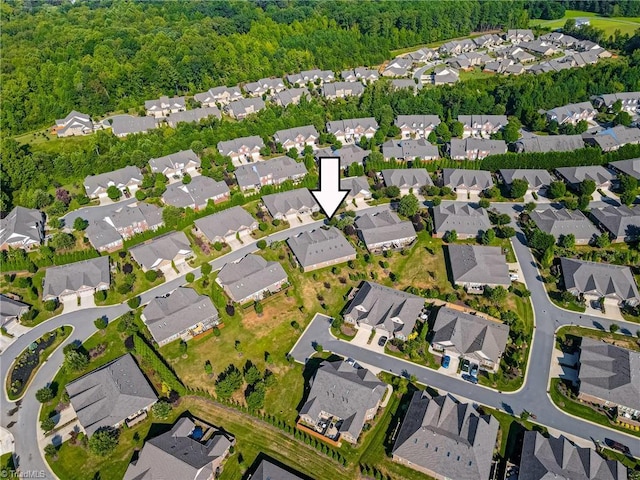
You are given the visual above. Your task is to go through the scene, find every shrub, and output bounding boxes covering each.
[255,302,263,315]
[185,272,195,283]
[35,386,54,403]
[314,344,324,352]
[89,428,119,456]
[94,317,108,329]
[257,239,267,249]
[272,219,281,226]
[41,418,56,432]
[145,269,158,282]
[127,296,141,309]
[258,222,268,231]
[213,326,221,337]
[44,443,58,458]
[152,400,172,419]
[201,262,212,277]
[213,242,223,251]
[43,300,57,312]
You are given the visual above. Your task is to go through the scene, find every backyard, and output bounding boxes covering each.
[530,9,640,36]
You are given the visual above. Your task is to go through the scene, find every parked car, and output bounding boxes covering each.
[378,336,388,347]
[462,374,478,384]
[461,359,470,373]
[470,364,479,377]
[442,355,451,369]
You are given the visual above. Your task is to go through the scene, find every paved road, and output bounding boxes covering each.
[61,197,135,228]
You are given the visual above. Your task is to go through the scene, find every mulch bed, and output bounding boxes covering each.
[9,331,58,397]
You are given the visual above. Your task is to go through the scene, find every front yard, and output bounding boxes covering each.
[0,271,63,326]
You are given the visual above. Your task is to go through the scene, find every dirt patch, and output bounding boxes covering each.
[340,325,356,337]
[242,301,299,334]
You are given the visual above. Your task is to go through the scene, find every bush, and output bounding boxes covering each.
[35,386,54,403]
[255,302,263,315]
[201,262,212,277]
[127,296,141,309]
[43,299,57,311]
[41,418,56,432]
[89,428,119,456]
[152,400,172,419]
[94,317,108,329]
[145,269,158,282]
[185,272,195,283]
[314,344,324,352]
[257,239,267,249]
[213,242,223,251]
[213,326,221,336]
[259,222,268,231]
[44,443,58,458]
[272,219,281,226]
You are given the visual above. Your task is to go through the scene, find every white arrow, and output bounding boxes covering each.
[310,156,349,220]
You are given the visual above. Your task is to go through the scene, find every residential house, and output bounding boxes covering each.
[123,417,235,480]
[381,168,433,195]
[529,207,600,245]
[590,205,640,242]
[440,39,477,56]
[194,86,243,107]
[271,87,310,107]
[84,166,143,200]
[514,134,585,153]
[321,81,365,100]
[108,115,157,138]
[432,66,459,85]
[341,68,380,83]
[144,96,186,118]
[610,158,640,180]
[530,59,573,75]
[344,281,424,340]
[395,115,441,139]
[519,431,627,480]
[316,145,371,170]
[432,203,491,239]
[540,32,578,47]
[499,169,552,193]
[235,156,307,192]
[162,176,230,210]
[448,52,492,70]
[0,294,30,328]
[149,149,201,180]
[442,168,494,195]
[85,220,124,252]
[166,106,221,128]
[504,46,536,63]
[382,139,439,161]
[448,138,507,160]
[262,188,319,222]
[286,69,335,86]
[520,39,557,56]
[555,165,615,190]
[142,287,219,346]
[393,392,499,480]
[274,126,320,152]
[249,458,308,480]
[560,257,640,307]
[193,206,258,244]
[66,354,157,435]
[217,135,265,166]
[382,57,413,77]
[592,91,640,113]
[431,307,510,372]
[404,47,438,63]
[390,79,422,94]
[298,360,387,444]
[287,226,355,272]
[545,101,596,125]
[340,176,372,201]
[483,59,526,75]
[326,118,379,144]
[42,256,110,302]
[505,29,535,44]
[576,337,640,416]
[355,209,417,253]
[53,111,94,137]
[0,207,44,251]
[583,125,640,152]
[446,244,511,289]
[225,97,266,120]
[243,78,286,97]
[216,254,288,304]
[458,115,508,138]
[129,231,193,273]
[473,34,503,49]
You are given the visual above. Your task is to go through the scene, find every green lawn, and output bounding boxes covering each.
[556,325,640,352]
[530,10,640,36]
[483,407,545,460]
[94,252,163,306]
[0,271,63,326]
[0,452,15,477]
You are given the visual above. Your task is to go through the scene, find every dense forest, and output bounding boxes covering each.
[1,0,528,134]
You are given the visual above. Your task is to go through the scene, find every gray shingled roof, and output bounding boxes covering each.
[529,207,599,243]
[431,307,510,364]
[217,254,287,303]
[271,88,310,107]
[432,203,491,236]
[299,360,386,442]
[250,458,307,480]
[124,417,234,480]
[584,125,640,151]
[0,294,29,325]
[243,78,285,95]
[166,106,221,127]
[162,176,230,209]
[55,110,93,136]
[287,226,355,269]
[447,244,510,286]
[262,188,318,218]
[217,136,265,157]
[394,115,441,130]
[129,231,192,271]
[107,202,163,232]
[0,206,44,249]
[286,69,334,85]
[144,95,185,113]
[109,115,157,137]
[149,150,200,175]
[193,206,258,242]
[142,287,218,345]
[578,337,640,411]
[382,140,439,160]
[458,114,508,130]
[344,281,424,338]
[273,126,319,147]
[442,169,494,190]
[448,138,507,158]
[555,165,615,187]
[499,169,552,189]
[546,101,595,124]
[392,391,499,480]
[226,97,265,118]
[381,168,433,189]
[340,176,371,198]
[43,256,110,299]
[610,158,640,180]
[519,431,627,480]
[194,85,242,105]
[514,135,584,153]
[85,220,124,250]
[593,91,640,108]
[560,257,639,306]
[355,209,417,248]
[84,166,143,196]
[235,156,307,190]
[316,144,371,169]
[66,354,157,436]
[590,205,640,239]
[326,118,379,136]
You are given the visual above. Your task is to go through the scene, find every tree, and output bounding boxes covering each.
[215,365,243,399]
[44,443,58,458]
[548,181,567,199]
[162,205,183,228]
[245,381,266,410]
[35,386,54,403]
[478,198,490,208]
[443,230,457,243]
[435,122,451,142]
[127,296,141,309]
[152,400,172,419]
[481,228,496,245]
[185,272,195,283]
[485,286,507,305]
[145,269,158,282]
[41,418,56,432]
[614,111,633,127]
[579,179,596,197]
[94,317,108,329]
[449,121,464,138]
[385,186,400,198]
[529,230,555,252]
[609,324,619,334]
[50,232,75,250]
[73,217,88,231]
[89,428,119,456]
[63,349,89,372]
[257,239,267,249]
[43,299,57,311]
[106,186,122,201]
[255,301,263,315]
[509,178,528,199]
[503,121,520,143]
[577,194,590,211]
[558,233,575,249]
[397,194,419,217]
[595,232,611,248]
[182,173,192,184]
[201,262,212,277]
[244,363,262,385]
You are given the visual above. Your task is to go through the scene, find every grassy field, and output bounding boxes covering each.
[530,10,640,36]
[556,325,640,352]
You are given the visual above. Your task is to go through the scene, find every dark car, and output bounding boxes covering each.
[378,336,388,347]
[462,374,478,384]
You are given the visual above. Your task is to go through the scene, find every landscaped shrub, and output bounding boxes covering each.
[185,272,195,283]
[145,269,158,282]
[127,296,141,309]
